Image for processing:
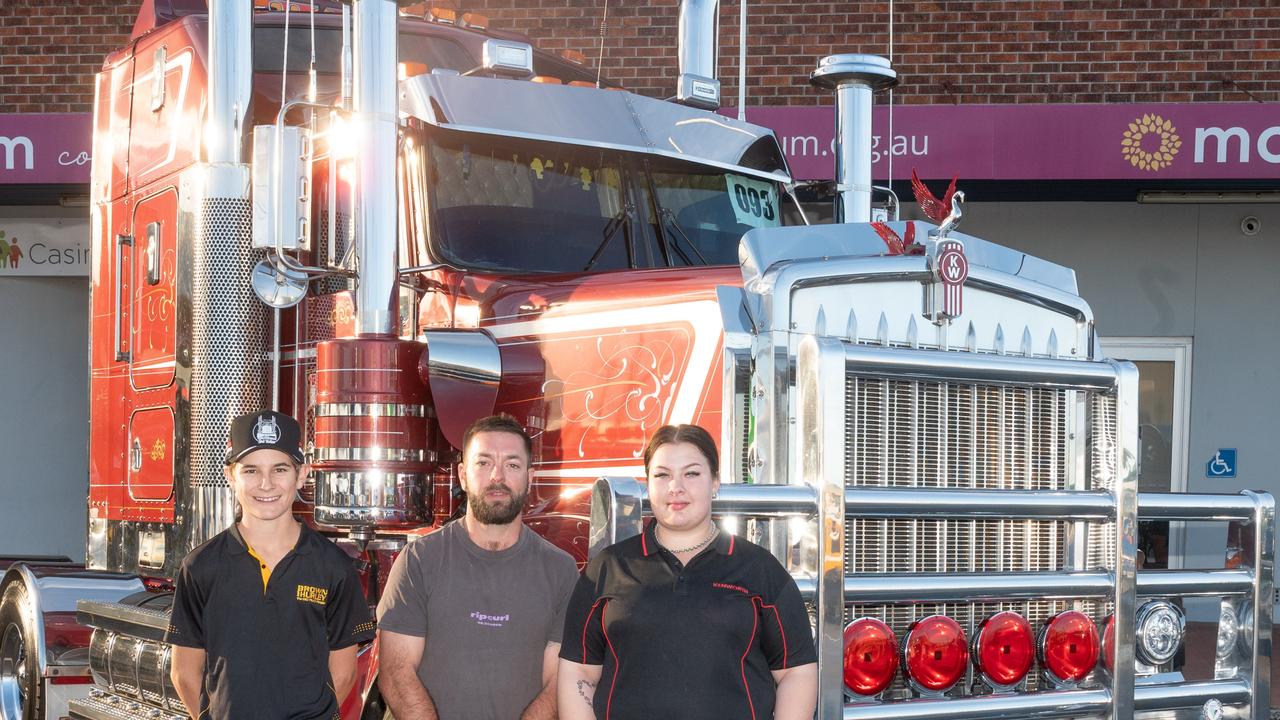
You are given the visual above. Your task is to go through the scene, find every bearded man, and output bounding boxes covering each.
[377,415,578,720]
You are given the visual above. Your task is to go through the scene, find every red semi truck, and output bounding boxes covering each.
[0,1,1271,719]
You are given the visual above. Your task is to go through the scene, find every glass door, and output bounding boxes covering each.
[1101,337,1192,569]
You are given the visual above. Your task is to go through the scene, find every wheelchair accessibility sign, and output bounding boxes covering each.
[1206,448,1237,479]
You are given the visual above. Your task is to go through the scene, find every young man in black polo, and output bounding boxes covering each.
[166,410,376,720]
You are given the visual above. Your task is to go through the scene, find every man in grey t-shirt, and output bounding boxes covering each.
[377,415,579,720]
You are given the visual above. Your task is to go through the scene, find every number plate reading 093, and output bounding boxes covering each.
[726,174,780,229]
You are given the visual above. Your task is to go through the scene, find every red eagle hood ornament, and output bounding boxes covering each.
[911,170,959,224]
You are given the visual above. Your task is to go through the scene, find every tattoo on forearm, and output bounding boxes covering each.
[576,679,596,708]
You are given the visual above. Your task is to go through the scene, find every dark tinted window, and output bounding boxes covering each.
[425,131,786,274]
[429,132,633,273]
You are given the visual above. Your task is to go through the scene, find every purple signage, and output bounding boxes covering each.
[0,114,92,185]
[5,104,1278,185]
[743,103,1280,181]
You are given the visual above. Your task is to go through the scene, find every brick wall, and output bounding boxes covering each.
[0,0,135,113]
[2,0,1276,114]
[473,0,1280,106]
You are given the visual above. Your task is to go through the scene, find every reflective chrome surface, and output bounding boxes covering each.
[352,0,400,335]
[0,563,144,694]
[845,488,1114,520]
[1138,493,1259,521]
[798,335,851,720]
[311,447,429,463]
[313,470,428,527]
[809,55,897,224]
[250,258,307,309]
[401,73,790,183]
[589,477,646,559]
[479,39,534,78]
[675,0,721,109]
[181,163,266,565]
[420,329,501,450]
[843,572,1113,604]
[738,221,1080,301]
[1109,360,1139,719]
[1243,489,1273,719]
[1135,570,1253,597]
[842,687,1112,719]
[206,0,252,163]
[250,125,310,252]
[842,343,1116,389]
[314,402,428,417]
[716,286,753,483]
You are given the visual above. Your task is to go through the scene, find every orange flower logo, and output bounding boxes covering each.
[1122,114,1181,171]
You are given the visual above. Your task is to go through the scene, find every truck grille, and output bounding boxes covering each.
[843,372,1115,696]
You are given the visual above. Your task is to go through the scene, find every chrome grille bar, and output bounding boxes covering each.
[840,679,1254,720]
[845,487,1114,520]
[842,688,1112,720]
[844,343,1119,390]
[1137,492,1260,520]
[839,571,1113,603]
[1136,569,1255,597]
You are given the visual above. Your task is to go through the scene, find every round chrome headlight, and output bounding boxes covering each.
[1135,600,1185,665]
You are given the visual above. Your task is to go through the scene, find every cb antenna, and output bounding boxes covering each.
[596,0,610,88]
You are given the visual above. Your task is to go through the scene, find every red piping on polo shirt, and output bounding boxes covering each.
[602,599,619,720]
[641,529,650,556]
[728,535,735,554]
[581,598,607,663]
[740,600,759,720]
[758,598,789,669]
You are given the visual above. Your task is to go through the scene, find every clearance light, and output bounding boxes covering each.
[561,49,588,65]
[902,615,968,693]
[399,3,426,18]
[1135,600,1185,666]
[429,7,457,24]
[1039,611,1099,685]
[461,12,489,29]
[972,611,1034,688]
[843,618,898,697]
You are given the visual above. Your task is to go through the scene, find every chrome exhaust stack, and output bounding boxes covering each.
[676,0,721,110]
[809,54,897,223]
[175,0,266,558]
[352,0,400,336]
[206,0,252,163]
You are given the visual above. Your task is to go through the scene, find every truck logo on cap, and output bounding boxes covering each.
[253,415,281,444]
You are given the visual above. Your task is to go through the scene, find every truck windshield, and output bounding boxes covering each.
[425,131,784,274]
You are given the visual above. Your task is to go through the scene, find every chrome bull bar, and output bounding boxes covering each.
[589,336,1274,719]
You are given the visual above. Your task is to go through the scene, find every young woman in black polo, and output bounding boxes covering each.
[558,424,818,720]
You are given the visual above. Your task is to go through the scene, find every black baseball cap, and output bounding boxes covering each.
[225,410,306,465]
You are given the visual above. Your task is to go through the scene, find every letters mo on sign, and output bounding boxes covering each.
[0,218,91,277]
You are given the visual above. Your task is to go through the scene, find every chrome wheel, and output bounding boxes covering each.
[0,581,36,720]
[0,621,26,718]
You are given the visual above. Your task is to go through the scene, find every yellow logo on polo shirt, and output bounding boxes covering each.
[296,584,328,605]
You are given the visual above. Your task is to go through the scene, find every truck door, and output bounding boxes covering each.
[129,188,178,391]
[125,188,179,507]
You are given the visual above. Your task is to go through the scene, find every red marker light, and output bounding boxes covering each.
[843,618,899,697]
[903,615,969,693]
[1040,611,1100,684]
[973,611,1035,688]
